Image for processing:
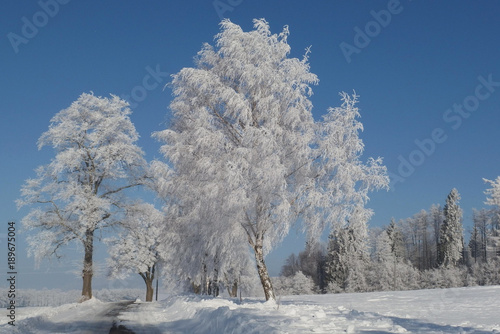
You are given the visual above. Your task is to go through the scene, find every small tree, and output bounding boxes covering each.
[107,202,165,302]
[274,271,315,296]
[18,93,147,301]
[438,188,464,267]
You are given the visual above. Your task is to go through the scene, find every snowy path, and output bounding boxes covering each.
[1,299,136,334]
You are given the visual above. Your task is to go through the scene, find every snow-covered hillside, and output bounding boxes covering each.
[1,286,499,333]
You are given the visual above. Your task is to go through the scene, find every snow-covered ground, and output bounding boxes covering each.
[1,285,499,333]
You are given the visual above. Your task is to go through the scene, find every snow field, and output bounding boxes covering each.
[120,286,500,333]
[1,286,498,333]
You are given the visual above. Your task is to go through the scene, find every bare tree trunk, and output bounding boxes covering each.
[244,208,275,301]
[140,265,155,302]
[81,229,94,302]
[209,255,220,297]
[253,242,275,301]
[145,278,154,302]
[228,280,238,298]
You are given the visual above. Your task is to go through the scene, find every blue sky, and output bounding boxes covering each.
[1,1,499,290]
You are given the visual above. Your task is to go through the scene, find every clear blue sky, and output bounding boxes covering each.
[1,1,499,290]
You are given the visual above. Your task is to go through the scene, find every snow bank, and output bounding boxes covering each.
[120,286,500,333]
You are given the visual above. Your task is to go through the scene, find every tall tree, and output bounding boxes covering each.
[484,177,500,209]
[154,19,388,300]
[483,177,500,259]
[386,218,406,260]
[17,93,147,301]
[154,18,318,301]
[429,204,444,268]
[438,188,464,267]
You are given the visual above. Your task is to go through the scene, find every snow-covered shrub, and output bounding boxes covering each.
[471,258,500,286]
[420,266,469,289]
[273,271,315,296]
[325,281,343,294]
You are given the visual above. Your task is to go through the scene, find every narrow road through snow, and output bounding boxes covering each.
[45,300,135,334]
[6,299,138,334]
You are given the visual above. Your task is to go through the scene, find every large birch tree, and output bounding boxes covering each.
[155,19,388,300]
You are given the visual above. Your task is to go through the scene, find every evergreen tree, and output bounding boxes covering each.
[280,253,301,277]
[438,188,464,267]
[325,227,349,292]
[469,222,481,264]
[325,207,370,293]
[484,177,500,259]
[370,221,417,291]
[387,218,406,260]
[430,204,444,268]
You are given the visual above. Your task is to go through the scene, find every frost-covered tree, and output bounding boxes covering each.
[280,253,300,277]
[370,221,418,291]
[325,207,371,293]
[306,93,389,239]
[484,177,500,209]
[280,243,327,292]
[107,202,166,302]
[154,18,318,301]
[484,177,500,232]
[469,208,490,263]
[401,210,433,270]
[297,242,327,292]
[154,19,388,301]
[483,177,500,260]
[273,271,315,296]
[386,218,406,260]
[438,188,464,267]
[430,204,444,267]
[17,93,147,301]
